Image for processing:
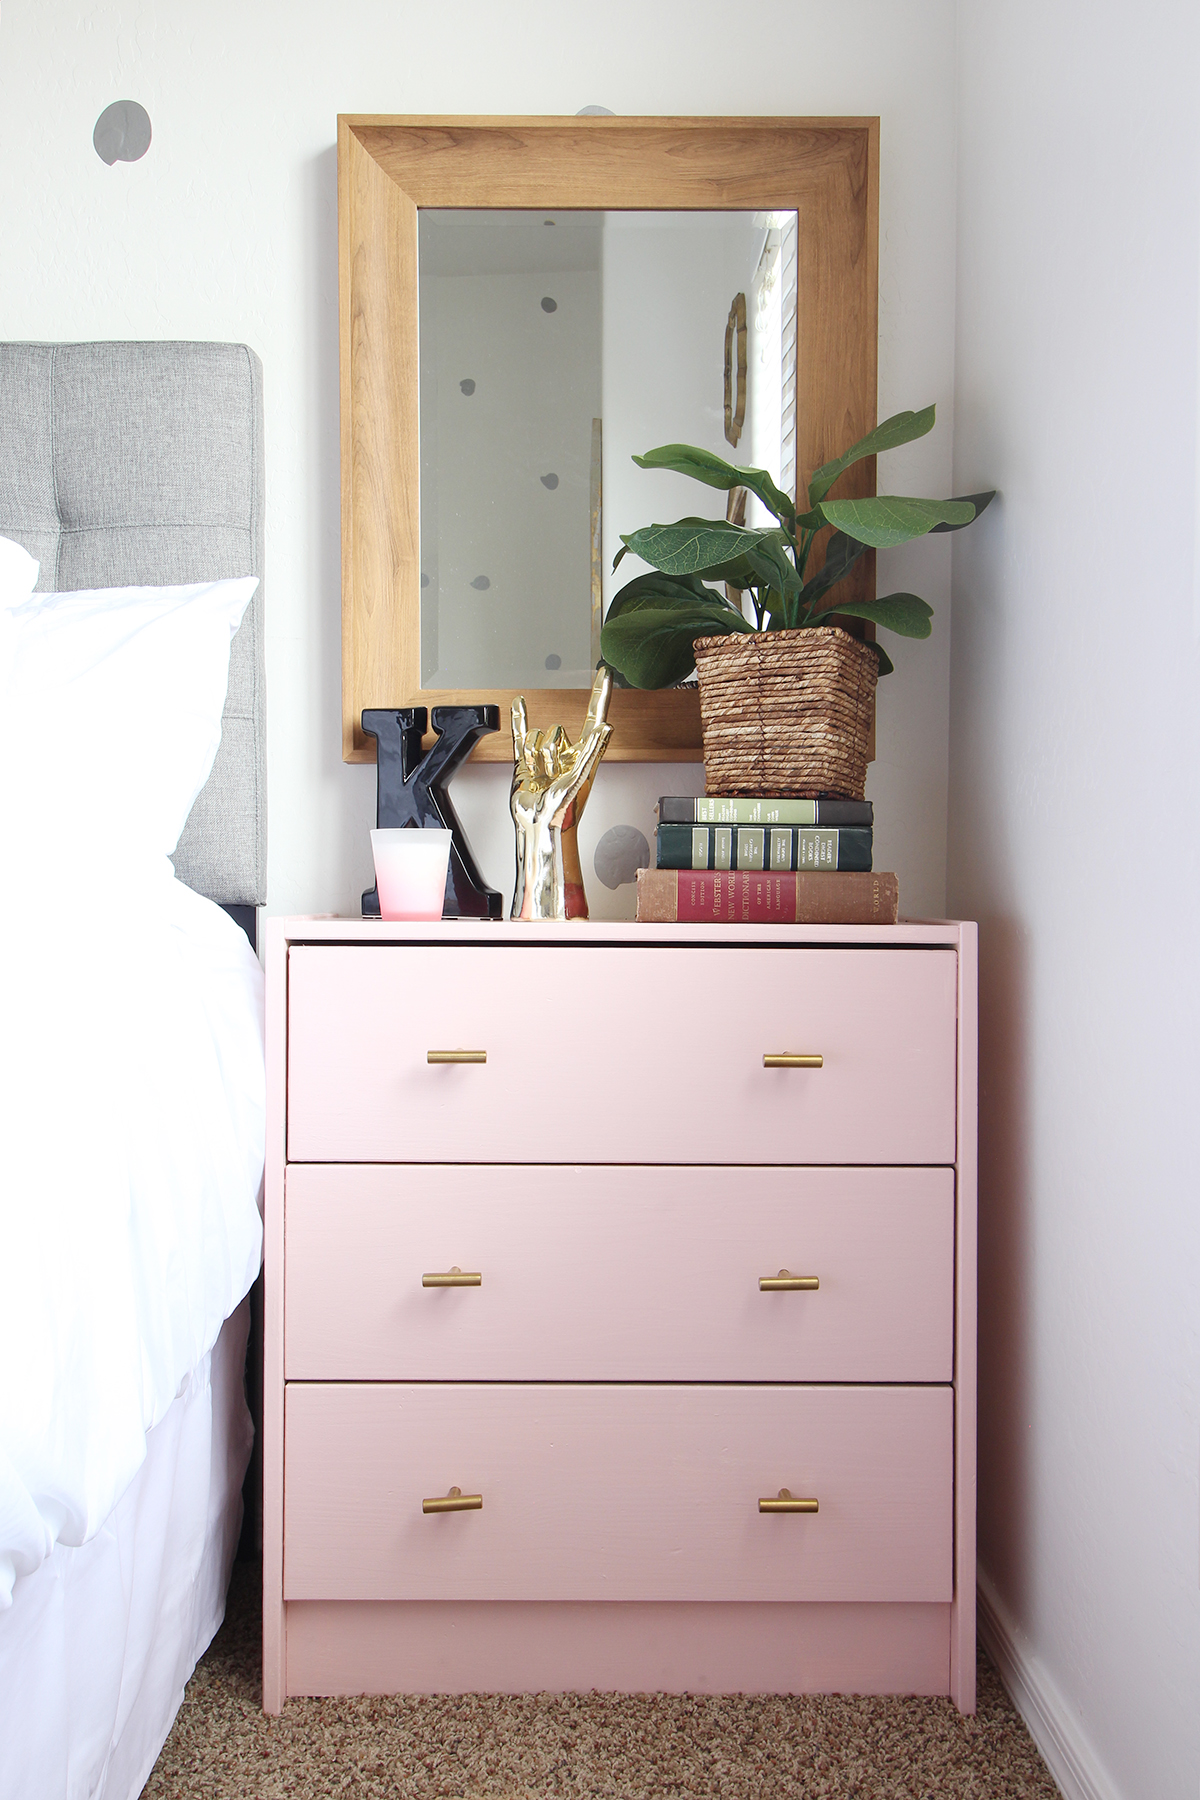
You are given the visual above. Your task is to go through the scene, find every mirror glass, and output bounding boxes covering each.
[418,208,798,690]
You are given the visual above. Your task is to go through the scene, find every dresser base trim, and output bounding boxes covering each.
[284,1600,951,1700]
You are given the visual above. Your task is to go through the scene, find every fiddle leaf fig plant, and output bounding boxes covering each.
[600,404,994,688]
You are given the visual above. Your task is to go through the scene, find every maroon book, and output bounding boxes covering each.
[636,867,898,925]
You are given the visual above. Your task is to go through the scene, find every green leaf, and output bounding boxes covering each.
[807,406,937,505]
[604,568,741,623]
[817,495,975,548]
[870,641,895,677]
[614,520,763,577]
[928,490,996,533]
[601,594,753,689]
[808,592,934,639]
[755,528,803,583]
[721,533,799,607]
[632,444,796,525]
[651,529,799,607]
[791,530,867,625]
[620,518,774,578]
[697,553,760,590]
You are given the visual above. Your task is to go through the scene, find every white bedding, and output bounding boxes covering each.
[0,873,265,1607]
[0,1301,253,1800]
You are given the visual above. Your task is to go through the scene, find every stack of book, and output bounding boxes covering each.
[637,795,898,924]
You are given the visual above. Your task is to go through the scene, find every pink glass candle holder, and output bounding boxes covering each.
[370,828,452,920]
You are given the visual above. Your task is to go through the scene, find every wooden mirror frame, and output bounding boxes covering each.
[338,115,879,764]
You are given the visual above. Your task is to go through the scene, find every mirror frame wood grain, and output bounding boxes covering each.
[338,115,880,764]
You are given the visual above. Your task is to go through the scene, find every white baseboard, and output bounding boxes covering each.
[976,1568,1122,1800]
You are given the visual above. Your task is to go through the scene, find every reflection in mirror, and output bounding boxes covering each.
[418,209,798,691]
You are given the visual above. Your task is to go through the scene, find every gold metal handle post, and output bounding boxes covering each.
[428,1050,487,1064]
[759,1269,820,1292]
[422,1266,482,1288]
[759,1488,819,1514]
[763,1053,823,1069]
[422,1486,483,1514]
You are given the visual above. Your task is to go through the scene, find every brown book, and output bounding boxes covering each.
[636,867,899,925]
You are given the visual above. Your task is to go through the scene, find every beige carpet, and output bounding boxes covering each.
[144,1564,1060,1798]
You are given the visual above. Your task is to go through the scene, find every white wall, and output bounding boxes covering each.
[0,0,958,921]
[949,6,1200,1797]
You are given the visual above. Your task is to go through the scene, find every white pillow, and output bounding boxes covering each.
[1,576,258,891]
[0,538,39,698]
[0,535,39,608]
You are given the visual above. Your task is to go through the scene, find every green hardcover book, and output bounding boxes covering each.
[658,795,874,827]
[656,822,873,873]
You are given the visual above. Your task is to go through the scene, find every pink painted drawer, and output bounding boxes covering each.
[283,1383,953,1603]
[285,1164,955,1382]
[285,946,958,1164]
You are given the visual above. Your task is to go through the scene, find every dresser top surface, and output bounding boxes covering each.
[270,917,971,951]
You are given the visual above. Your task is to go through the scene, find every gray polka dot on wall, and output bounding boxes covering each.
[544,653,562,671]
[540,473,559,489]
[459,379,476,395]
[471,576,491,590]
[93,100,152,165]
[594,826,651,891]
[540,296,558,313]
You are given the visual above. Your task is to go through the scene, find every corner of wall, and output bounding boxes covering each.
[977,1569,1121,1800]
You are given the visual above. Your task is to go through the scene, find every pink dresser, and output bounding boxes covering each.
[263,917,977,1714]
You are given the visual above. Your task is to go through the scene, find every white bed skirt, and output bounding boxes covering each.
[0,1300,253,1800]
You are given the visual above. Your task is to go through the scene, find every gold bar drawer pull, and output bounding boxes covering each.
[423,1486,483,1514]
[759,1488,819,1514]
[763,1053,823,1069]
[428,1050,487,1065]
[759,1269,819,1292]
[422,1266,482,1288]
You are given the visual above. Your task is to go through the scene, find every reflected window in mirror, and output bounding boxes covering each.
[418,208,799,693]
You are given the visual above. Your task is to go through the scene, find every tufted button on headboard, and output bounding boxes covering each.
[0,340,267,909]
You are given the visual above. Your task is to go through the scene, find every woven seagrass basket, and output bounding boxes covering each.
[692,625,878,800]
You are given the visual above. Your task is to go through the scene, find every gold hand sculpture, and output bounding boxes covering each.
[510,667,613,921]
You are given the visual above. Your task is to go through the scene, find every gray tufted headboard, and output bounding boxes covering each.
[0,341,266,910]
